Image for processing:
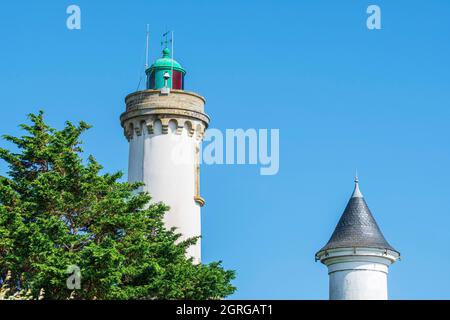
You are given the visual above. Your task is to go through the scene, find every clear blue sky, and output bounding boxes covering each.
[1,0,449,299]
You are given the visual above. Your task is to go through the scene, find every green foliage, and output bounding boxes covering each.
[0,112,235,300]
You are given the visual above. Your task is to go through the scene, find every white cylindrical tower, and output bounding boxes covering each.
[121,47,209,264]
[316,177,400,300]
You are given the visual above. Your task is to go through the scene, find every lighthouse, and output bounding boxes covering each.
[316,177,400,300]
[120,46,209,264]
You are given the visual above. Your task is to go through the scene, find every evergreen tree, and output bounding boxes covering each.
[0,112,235,300]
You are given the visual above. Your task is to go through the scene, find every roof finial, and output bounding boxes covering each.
[352,170,363,198]
[161,30,172,50]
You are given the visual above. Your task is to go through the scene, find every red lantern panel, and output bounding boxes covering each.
[172,70,184,90]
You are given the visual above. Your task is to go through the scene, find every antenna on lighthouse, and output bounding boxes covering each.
[145,24,150,70]
[171,31,174,88]
[137,25,150,91]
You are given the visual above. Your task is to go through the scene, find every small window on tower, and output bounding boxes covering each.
[195,145,200,197]
[194,145,204,207]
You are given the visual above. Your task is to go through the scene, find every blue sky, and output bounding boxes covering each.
[1,0,450,299]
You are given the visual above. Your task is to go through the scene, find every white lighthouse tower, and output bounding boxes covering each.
[316,177,400,300]
[120,46,209,264]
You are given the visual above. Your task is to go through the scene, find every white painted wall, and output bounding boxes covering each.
[128,119,203,264]
[317,247,399,300]
[328,260,388,300]
[128,129,144,187]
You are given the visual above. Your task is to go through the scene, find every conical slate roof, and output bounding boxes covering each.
[317,178,398,254]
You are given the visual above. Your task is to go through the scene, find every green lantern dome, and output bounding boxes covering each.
[146,48,186,90]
